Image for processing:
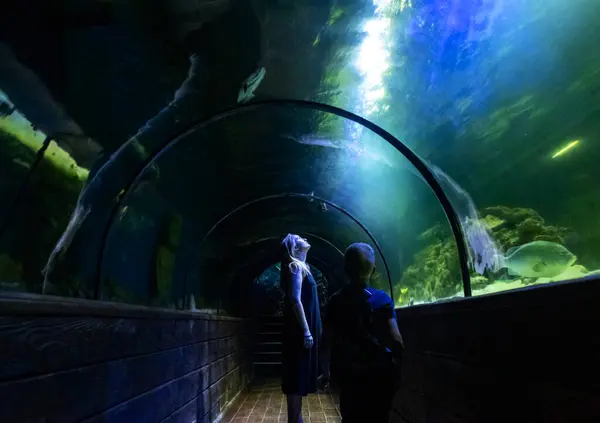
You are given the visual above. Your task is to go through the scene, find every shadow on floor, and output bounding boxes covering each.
[221,379,341,423]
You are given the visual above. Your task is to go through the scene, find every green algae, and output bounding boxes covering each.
[394,206,580,307]
[0,117,89,292]
[0,117,89,182]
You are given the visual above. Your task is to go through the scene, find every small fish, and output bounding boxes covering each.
[284,134,395,168]
[320,202,328,212]
[237,67,266,104]
[284,134,344,149]
[499,241,577,278]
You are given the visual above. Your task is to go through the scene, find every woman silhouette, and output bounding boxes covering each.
[280,234,322,422]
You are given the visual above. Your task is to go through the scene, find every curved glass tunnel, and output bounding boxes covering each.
[1,0,599,309]
[1,2,600,422]
[89,103,466,315]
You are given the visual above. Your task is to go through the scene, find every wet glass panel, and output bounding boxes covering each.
[99,103,465,311]
[191,196,375,316]
[0,90,90,295]
[6,0,598,305]
[99,178,186,308]
[310,0,600,296]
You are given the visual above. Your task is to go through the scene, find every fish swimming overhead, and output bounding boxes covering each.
[237,67,266,104]
[499,241,577,278]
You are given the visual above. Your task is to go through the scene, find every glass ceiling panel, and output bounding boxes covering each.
[98,103,460,309]
[2,0,598,304]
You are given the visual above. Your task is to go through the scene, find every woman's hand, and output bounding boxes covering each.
[303,332,314,349]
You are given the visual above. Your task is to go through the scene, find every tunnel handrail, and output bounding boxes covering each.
[182,193,394,303]
[95,99,471,301]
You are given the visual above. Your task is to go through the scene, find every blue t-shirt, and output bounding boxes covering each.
[324,285,396,374]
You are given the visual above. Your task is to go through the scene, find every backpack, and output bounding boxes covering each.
[331,288,395,380]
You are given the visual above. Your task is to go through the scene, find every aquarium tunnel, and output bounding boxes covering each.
[1,0,600,422]
[58,99,473,316]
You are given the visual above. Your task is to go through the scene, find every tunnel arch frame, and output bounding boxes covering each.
[237,232,346,258]
[95,99,472,301]
[193,232,345,314]
[227,248,337,317]
[182,193,393,304]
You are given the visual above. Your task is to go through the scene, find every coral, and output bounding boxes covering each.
[395,239,462,305]
[471,275,488,288]
[396,205,576,305]
[480,214,504,231]
[480,206,571,251]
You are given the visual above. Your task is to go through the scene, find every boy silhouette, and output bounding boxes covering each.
[321,242,404,423]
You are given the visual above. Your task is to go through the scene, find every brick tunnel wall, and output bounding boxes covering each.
[0,294,254,423]
[389,277,600,423]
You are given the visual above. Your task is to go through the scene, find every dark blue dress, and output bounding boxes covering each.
[281,269,322,396]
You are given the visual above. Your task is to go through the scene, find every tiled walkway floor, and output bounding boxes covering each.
[221,380,341,423]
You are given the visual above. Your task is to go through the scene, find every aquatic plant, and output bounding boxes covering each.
[479,206,570,249]
[395,205,577,305]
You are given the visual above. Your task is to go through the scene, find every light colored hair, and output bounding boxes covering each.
[281,233,311,276]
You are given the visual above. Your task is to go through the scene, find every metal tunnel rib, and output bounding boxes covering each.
[214,232,344,313]
[231,232,345,259]
[95,99,471,302]
[294,232,345,258]
[181,193,394,304]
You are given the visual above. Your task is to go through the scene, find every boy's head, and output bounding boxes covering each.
[344,242,376,285]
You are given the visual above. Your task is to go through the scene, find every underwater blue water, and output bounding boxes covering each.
[0,0,599,310]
